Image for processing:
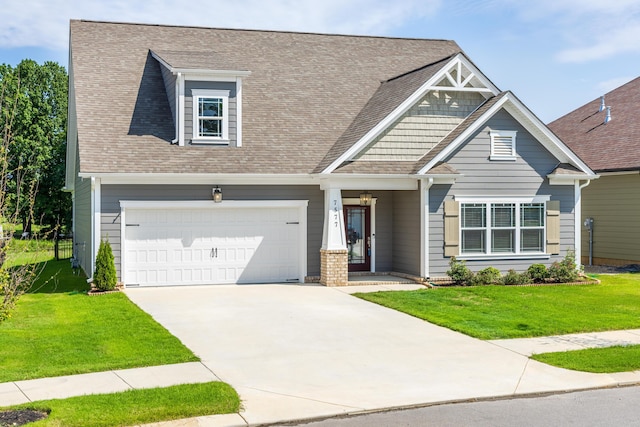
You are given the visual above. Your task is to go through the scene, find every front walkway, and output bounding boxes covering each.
[2,284,640,427]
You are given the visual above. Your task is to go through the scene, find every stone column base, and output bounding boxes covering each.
[320,249,348,287]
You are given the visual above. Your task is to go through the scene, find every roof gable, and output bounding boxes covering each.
[548,76,640,173]
[316,53,499,174]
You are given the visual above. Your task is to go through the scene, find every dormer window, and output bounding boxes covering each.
[490,130,517,160]
[192,89,229,143]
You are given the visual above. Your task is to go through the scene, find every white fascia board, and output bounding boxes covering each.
[80,173,318,186]
[322,53,499,174]
[416,96,509,175]
[318,176,418,190]
[597,170,640,176]
[120,200,308,209]
[421,174,463,185]
[501,99,595,175]
[548,174,599,185]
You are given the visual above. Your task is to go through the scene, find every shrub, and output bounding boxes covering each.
[502,269,532,286]
[472,267,502,285]
[94,239,117,291]
[527,264,549,283]
[446,257,474,286]
[549,250,579,283]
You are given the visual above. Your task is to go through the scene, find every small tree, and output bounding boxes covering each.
[94,239,117,291]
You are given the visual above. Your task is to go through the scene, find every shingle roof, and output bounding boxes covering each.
[548,76,640,173]
[151,50,248,72]
[70,20,462,175]
[313,57,455,173]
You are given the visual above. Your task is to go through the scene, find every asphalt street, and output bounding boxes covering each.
[279,386,640,427]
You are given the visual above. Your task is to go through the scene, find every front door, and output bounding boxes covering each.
[344,205,371,272]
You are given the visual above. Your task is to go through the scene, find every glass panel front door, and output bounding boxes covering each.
[344,206,371,272]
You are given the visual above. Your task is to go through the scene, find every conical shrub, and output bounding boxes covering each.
[94,239,117,291]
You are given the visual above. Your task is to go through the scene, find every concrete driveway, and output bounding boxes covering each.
[126,284,618,425]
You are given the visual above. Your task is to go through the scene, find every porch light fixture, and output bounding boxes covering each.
[212,186,223,203]
[359,191,372,206]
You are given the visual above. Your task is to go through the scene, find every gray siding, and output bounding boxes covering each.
[184,81,237,145]
[393,190,421,275]
[101,185,323,280]
[428,110,576,277]
[581,174,640,264]
[159,64,176,120]
[356,91,485,161]
[73,161,92,277]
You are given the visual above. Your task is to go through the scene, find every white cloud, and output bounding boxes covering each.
[597,76,634,93]
[0,0,440,51]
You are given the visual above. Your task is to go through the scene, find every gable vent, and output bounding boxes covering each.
[493,136,514,156]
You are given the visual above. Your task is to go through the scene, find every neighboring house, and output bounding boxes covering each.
[65,20,596,287]
[549,77,640,266]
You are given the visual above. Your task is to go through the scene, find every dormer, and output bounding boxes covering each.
[151,50,251,147]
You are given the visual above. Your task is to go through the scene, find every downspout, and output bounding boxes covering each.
[575,179,592,270]
[420,178,434,279]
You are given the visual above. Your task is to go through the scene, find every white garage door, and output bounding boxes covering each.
[122,201,306,286]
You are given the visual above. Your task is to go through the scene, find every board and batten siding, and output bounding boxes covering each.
[73,171,92,276]
[428,110,576,277]
[184,81,237,145]
[581,174,640,265]
[392,190,421,275]
[100,185,323,281]
[355,91,485,161]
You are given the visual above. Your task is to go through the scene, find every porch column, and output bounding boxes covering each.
[320,188,348,286]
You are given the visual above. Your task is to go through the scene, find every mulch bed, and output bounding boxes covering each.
[0,410,48,426]
[583,264,640,274]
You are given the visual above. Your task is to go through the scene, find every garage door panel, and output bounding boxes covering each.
[124,206,302,286]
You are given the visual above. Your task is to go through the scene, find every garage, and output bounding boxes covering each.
[120,200,307,286]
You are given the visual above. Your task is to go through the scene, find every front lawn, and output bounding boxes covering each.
[531,345,640,373]
[2,382,240,427]
[0,256,198,382]
[355,274,640,340]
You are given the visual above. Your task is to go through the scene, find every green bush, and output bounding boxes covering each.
[549,250,579,283]
[446,257,474,286]
[527,264,549,283]
[472,267,502,285]
[94,239,117,291]
[502,269,532,286]
[0,269,11,321]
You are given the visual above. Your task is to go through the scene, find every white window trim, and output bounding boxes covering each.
[192,89,230,144]
[490,130,517,161]
[456,196,550,258]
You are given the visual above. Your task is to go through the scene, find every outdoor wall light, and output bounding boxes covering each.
[212,186,223,203]
[359,191,372,206]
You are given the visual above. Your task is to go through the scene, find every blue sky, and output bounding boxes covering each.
[1,0,639,122]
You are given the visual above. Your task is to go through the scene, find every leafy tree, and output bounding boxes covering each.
[0,60,69,235]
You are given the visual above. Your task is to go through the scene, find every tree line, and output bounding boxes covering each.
[0,59,69,236]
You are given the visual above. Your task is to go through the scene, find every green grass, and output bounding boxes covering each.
[4,239,56,267]
[532,345,640,373]
[0,248,198,382]
[355,274,640,339]
[3,382,241,427]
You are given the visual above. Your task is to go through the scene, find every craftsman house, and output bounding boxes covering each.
[65,20,595,286]
[549,77,640,266]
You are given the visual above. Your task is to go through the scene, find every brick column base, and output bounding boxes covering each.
[320,249,348,287]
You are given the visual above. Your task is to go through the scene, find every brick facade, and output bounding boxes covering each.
[320,249,348,287]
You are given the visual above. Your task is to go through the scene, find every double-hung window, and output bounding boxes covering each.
[192,89,229,143]
[460,199,546,255]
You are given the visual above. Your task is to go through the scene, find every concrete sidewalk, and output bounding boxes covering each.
[2,284,640,427]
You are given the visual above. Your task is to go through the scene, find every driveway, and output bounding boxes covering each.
[126,284,617,425]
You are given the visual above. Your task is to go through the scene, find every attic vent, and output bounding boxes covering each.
[490,130,517,160]
[599,96,606,112]
[605,106,612,124]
